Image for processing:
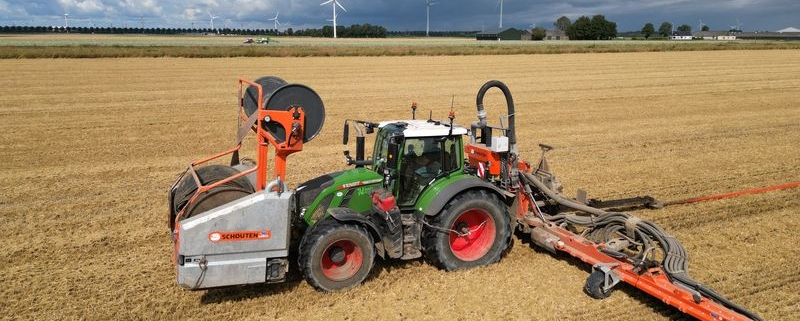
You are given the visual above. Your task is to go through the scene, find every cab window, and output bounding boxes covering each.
[397,136,460,206]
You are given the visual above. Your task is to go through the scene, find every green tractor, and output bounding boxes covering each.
[169,76,518,292]
[295,112,515,291]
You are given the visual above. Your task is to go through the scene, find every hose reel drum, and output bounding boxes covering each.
[242,76,326,144]
[171,76,326,223]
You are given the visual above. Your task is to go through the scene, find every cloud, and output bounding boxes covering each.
[57,0,106,14]
[0,0,797,31]
[117,0,161,15]
[183,8,201,21]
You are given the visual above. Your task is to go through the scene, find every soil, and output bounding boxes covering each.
[1,50,798,320]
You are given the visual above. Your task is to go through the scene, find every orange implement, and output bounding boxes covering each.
[668,181,800,205]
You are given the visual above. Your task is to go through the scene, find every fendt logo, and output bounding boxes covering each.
[208,230,271,243]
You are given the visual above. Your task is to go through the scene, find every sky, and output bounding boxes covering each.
[0,0,798,32]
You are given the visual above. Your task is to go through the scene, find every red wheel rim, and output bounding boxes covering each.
[448,209,496,261]
[320,239,363,281]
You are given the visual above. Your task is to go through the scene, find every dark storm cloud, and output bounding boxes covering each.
[0,0,797,31]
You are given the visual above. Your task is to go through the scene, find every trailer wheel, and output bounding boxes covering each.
[584,270,615,299]
[423,190,510,271]
[299,219,375,292]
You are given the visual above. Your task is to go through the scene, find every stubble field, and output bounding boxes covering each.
[1,50,799,320]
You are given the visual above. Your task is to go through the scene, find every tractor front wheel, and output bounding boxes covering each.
[423,190,511,271]
[299,219,375,292]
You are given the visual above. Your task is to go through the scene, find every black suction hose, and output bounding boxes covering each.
[475,80,516,146]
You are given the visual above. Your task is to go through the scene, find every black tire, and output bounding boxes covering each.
[299,219,375,292]
[584,270,615,299]
[423,189,511,271]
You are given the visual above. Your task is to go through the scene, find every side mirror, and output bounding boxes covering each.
[386,134,401,170]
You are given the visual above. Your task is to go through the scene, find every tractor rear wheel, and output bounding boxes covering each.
[299,219,375,292]
[423,190,510,271]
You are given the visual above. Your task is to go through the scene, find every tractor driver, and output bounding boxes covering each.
[410,138,442,180]
[399,139,442,204]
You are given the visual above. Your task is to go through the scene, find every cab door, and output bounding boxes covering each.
[396,136,461,206]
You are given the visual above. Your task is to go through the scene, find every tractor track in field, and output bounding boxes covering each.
[645,189,798,232]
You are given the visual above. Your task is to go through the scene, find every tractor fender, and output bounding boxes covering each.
[421,176,514,216]
[325,207,386,257]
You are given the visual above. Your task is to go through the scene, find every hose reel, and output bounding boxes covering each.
[243,76,326,143]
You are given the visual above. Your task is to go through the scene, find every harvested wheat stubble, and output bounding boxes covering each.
[0,50,798,320]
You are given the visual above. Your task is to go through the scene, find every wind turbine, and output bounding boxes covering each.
[208,11,219,32]
[64,13,69,31]
[426,0,437,37]
[697,18,706,31]
[269,12,281,31]
[497,0,504,28]
[320,0,346,38]
[731,19,743,32]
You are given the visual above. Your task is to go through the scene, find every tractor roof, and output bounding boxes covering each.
[378,119,468,138]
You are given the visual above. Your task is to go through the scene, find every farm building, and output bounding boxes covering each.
[670,31,693,40]
[693,31,737,40]
[475,28,526,41]
[777,27,800,33]
[545,29,569,41]
[737,31,800,40]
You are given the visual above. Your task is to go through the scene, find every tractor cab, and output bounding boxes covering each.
[372,120,468,207]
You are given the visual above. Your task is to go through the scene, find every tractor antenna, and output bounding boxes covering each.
[411,102,417,120]
[450,95,455,110]
[428,110,433,121]
[448,110,455,136]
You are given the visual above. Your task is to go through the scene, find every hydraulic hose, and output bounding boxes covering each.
[520,172,606,216]
[519,171,763,321]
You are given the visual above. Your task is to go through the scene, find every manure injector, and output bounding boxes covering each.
[168,76,762,321]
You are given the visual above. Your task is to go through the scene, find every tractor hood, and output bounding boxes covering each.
[296,168,383,225]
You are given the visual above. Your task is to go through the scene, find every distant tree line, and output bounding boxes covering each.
[2,18,742,41]
[528,15,618,41]
[0,25,279,35]
[0,24,388,38]
[291,24,387,38]
[565,15,618,40]
[388,30,479,38]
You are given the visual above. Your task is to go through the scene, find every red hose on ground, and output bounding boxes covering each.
[666,181,800,206]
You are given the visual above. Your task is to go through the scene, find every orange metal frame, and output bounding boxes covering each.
[668,181,800,205]
[520,214,755,321]
[512,176,755,321]
[169,78,306,225]
[468,141,755,320]
[465,143,503,177]
[238,78,306,191]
